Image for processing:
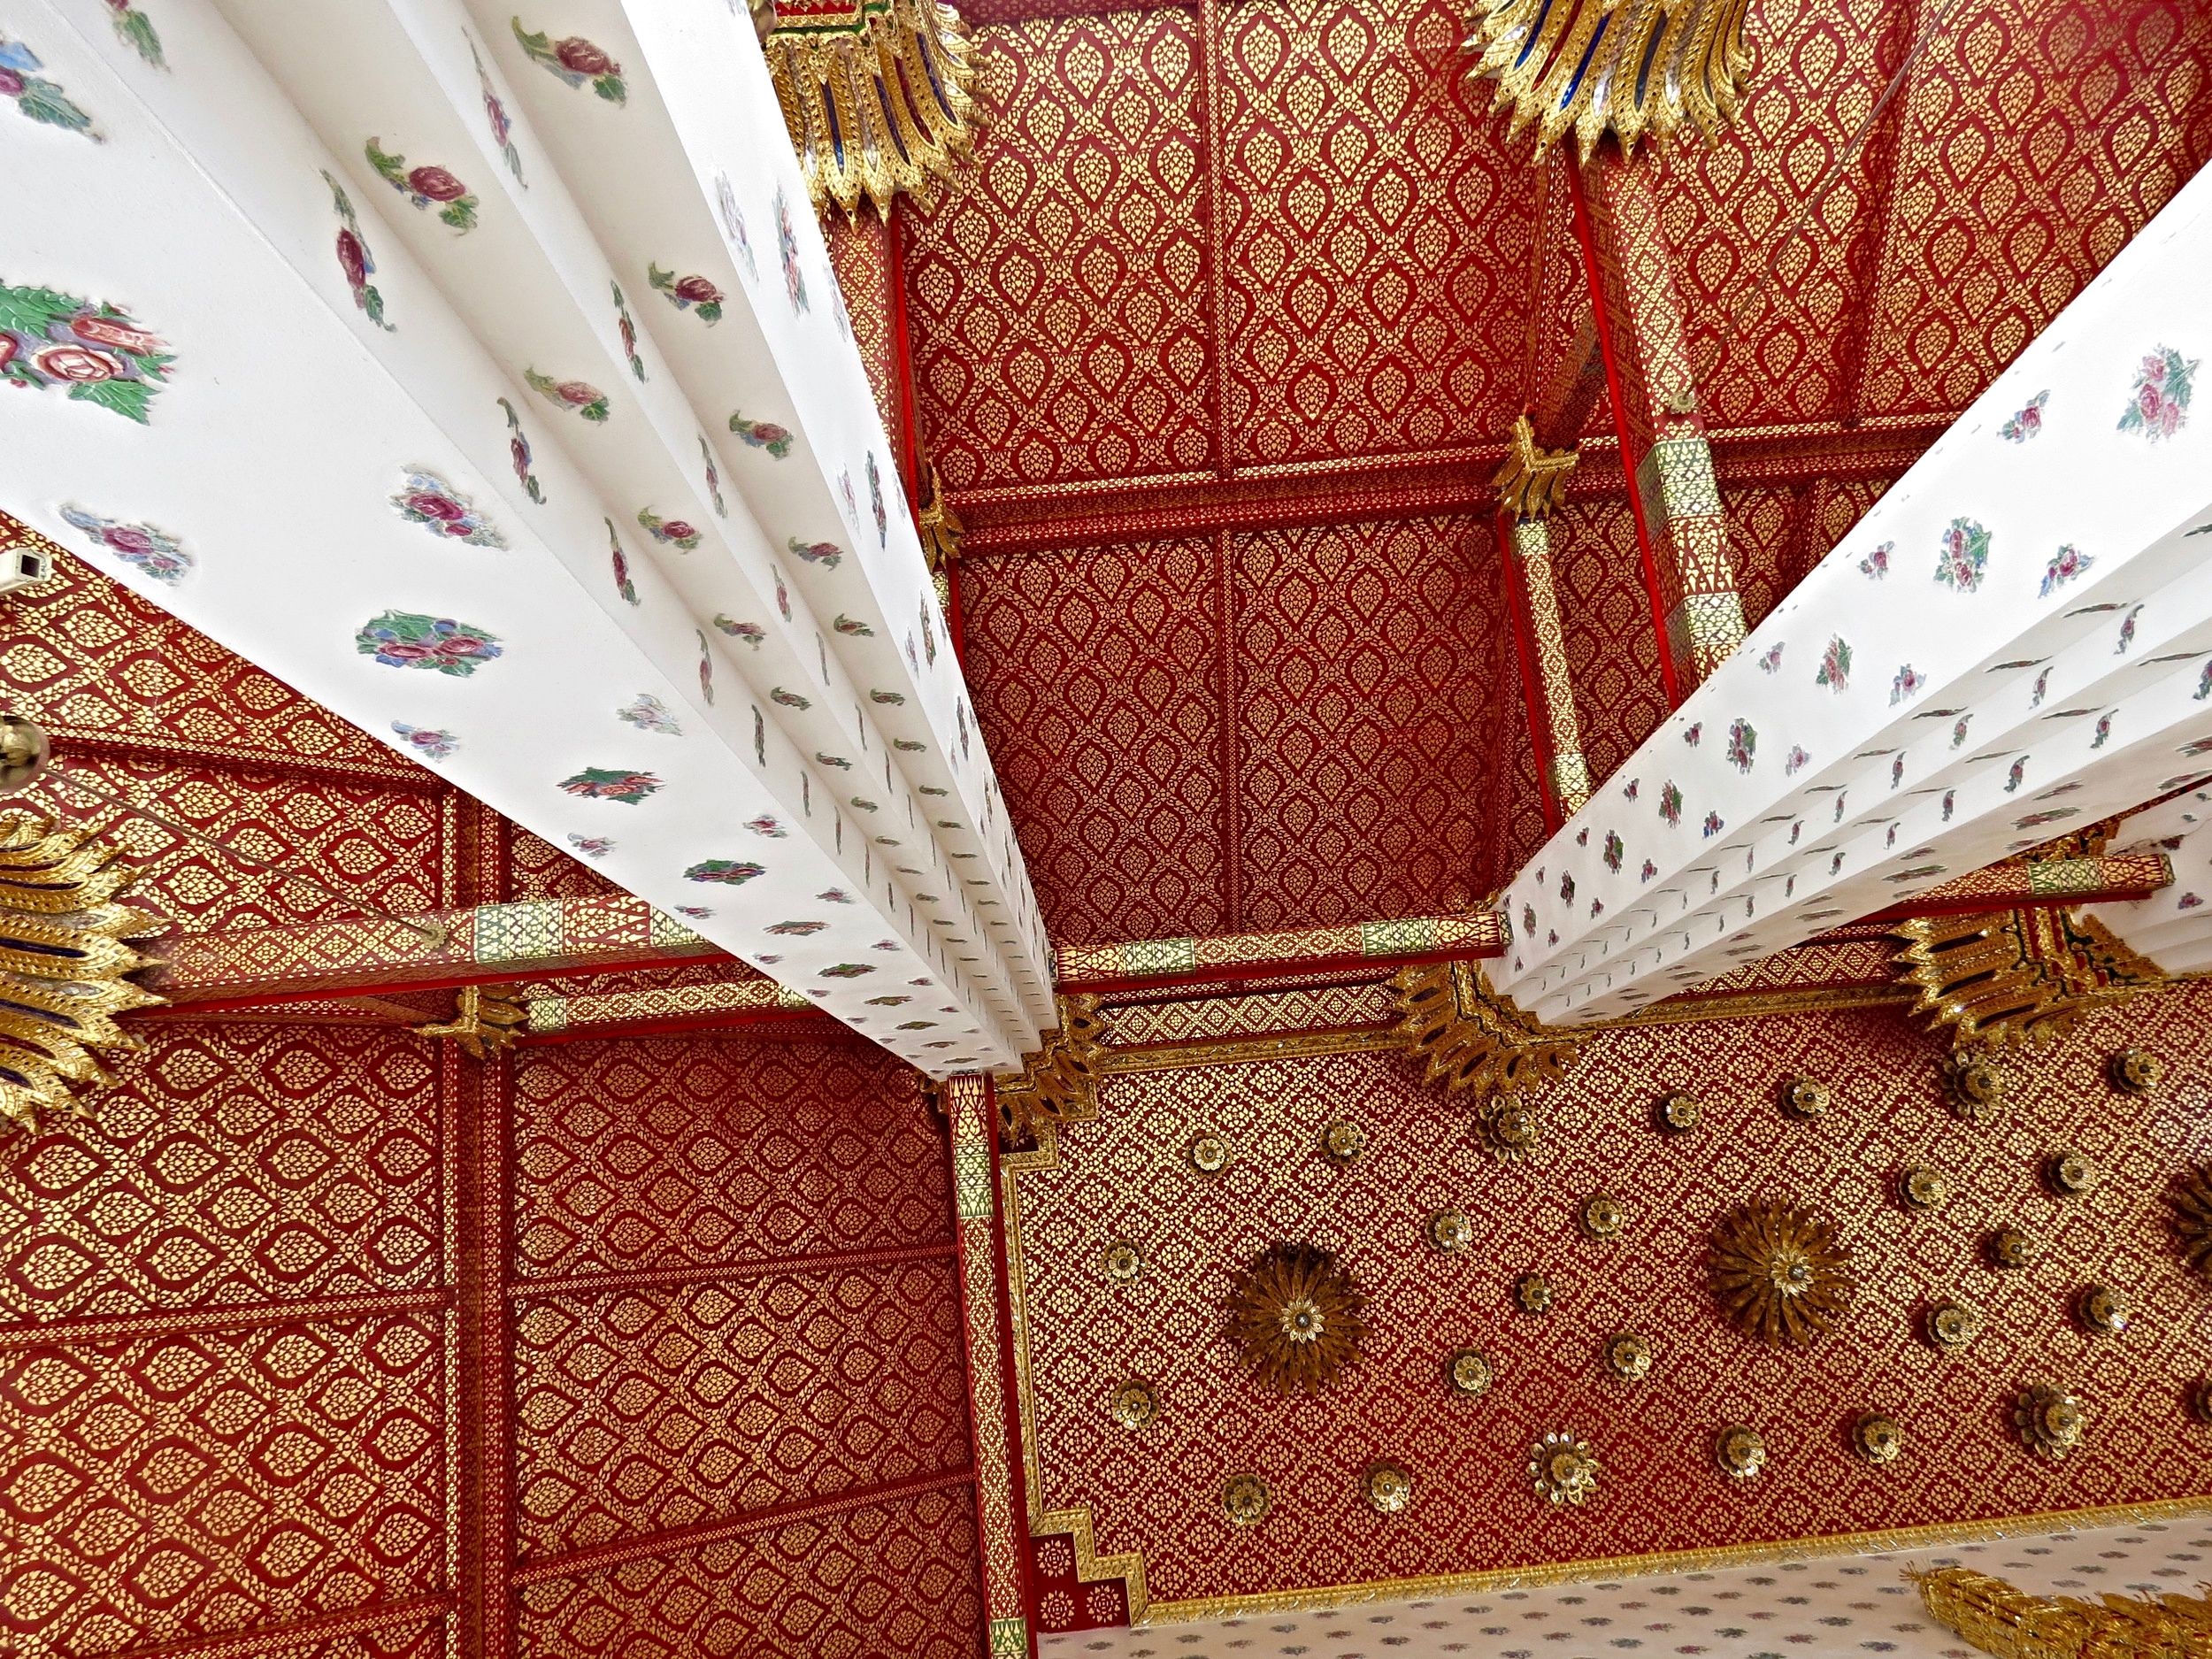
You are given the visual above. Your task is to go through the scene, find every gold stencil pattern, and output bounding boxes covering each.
[3,1314,447,1658]
[511,1260,971,1559]
[1009,991,2212,1613]
[0,1027,442,1321]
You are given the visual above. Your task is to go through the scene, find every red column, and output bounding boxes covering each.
[1570,145,1746,694]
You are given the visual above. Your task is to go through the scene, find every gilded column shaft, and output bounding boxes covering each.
[1511,518,1592,813]
[1585,148,1746,688]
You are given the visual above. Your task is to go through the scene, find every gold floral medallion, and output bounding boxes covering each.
[2078,1284,2130,1336]
[1530,1430,1600,1505]
[1581,1194,1625,1240]
[2049,1149,2100,1196]
[2189,1381,2212,1426]
[2171,1167,2212,1278]
[1926,1302,1981,1351]
[1604,1333,1652,1381]
[1899,1167,1949,1212]
[1853,1412,1903,1465]
[1227,1242,1368,1395]
[1102,1240,1143,1284]
[1942,1052,2005,1121]
[1714,1425,1767,1479]
[2112,1047,2164,1094]
[1483,1099,1543,1161]
[1986,1227,2041,1269]
[1709,1200,1854,1347]
[1515,1271,1555,1316]
[1108,1379,1158,1429]
[1446,1348,1494,1397]
[1656,1091,1701,1133]
[1779,1077,1832,1120]
[1363,1461,1414,1514]
[1221,1472,1270,1525]
[1319,1119,1366,1167]
[1188,1132,1233,1174]
[2016,1383,2085,1459]
[1428,1207,1472,1254]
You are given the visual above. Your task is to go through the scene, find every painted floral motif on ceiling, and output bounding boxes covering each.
[323,173,393,331]
[367,137,479,232]
[0,284,172,420]
[511,19,625,104]
[58,503,189,582]
[0,35,97,138]
[355,610,503,675]
[648,263,723,324]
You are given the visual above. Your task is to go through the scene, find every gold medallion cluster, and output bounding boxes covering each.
[1097,1044,2201,1533]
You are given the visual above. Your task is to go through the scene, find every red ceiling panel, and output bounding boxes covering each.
[511,1261,972,1561]
[964,516,1510,946]
[1232,518,1507,926]
[904,9,1215,496]
[962,538,1230,947]
[1215,0,1533,469]
[1014,992,2212,1611]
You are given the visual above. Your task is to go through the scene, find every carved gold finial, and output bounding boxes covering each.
[993,994,1104,1141]
[1393,959,1582,1104]
[1893,908,2162,1051]
[1227,1242,1368,1397]
[2172,1167,2212,1279]
[1490,414,1578,519]
[1709,1200,1854,1348]
[415,983,527,1059]
[1912,1563,2212,1658]
[1463,0,1754,164]
[0,810,165,1132]
[764,0,979,218]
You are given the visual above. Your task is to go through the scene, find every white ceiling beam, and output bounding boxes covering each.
[1497,163,2212,1025]
[0,0,1041,1071]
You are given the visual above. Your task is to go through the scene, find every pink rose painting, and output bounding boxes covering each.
[2118,346,2197,442]
[390,469,504,548]
[368,137,480,232]
[513,19,626,104]
[649,262,726,325]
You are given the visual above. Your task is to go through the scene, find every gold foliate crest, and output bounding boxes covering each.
[0,810,165,1133]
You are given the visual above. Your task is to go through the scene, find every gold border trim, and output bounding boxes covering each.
[1138,1496,2212,1625]
[999,1122,1154,1618]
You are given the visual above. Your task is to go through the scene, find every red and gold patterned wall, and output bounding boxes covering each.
[1011,987,2212,1625]
[0,554,985,1659]
[959,517,1514,947]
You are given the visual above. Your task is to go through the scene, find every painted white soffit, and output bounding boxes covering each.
[1499,160,2212,1026]
[0,0,1049,1071]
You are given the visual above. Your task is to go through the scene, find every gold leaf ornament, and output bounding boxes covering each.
[1927,1302,1981,1351]
[1853,1413,1903,1465]
[1461,0,1755,163]
[1914,1563,2212,1659]
[1221,1472,1270,1525]
[1714,1425,1767,1479]
[0,810,165,1133]
[1603,1333,1651,1381]
[764,0,979,217]
[2078,1285,2129,1336]
[1226,1242,1368,1396]
[1102,1240,1143,1284]
[1393,958,1582,1102]
[2172,1166,2212,1279]
[1318,1118,1365,1166]
[1709,1200,1855,1348]
[1362,1461,1414,1515]
[1446,1348,1494,1397]
[2016,1383,2085,1459]
[1530,1430,1600,1506]
[1107,1379,1158,1429]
